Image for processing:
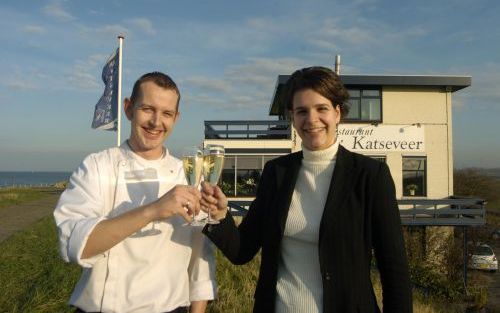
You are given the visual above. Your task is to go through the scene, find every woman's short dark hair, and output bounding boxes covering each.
[130,71,180,110]
[284,66,350,117]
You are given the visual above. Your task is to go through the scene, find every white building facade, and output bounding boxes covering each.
[204,74,471,202]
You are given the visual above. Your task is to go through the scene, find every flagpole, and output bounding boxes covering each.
[117,35,124,146]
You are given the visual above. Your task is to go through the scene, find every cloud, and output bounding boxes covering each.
[183,93,229,109]
[75,18,153,43]
[470,64,500,99]
[351,0,378,5]
[225,57,306,89]
[0,67,51,90]
[319,19,375,46]
[76,23,130,41]
[43,1,75,22]
[183,92,267,113]
[245,17,285,33]
[66,54,108,90]
[129,18,156,35]
[68,70,101,90]
[88,9,104,16]
[446,30,477,43]
[76,19,154,43]
[183,88,252,113]
[184,77,231,93]
[227,94,269,112]
[20,25,46,34]
[182,57,307,112]
[100,24,129,37]
[5,79,37,90]
[447,62,500,111]
[308,17,428,56]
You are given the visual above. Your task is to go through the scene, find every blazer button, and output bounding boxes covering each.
[325,272,331,281]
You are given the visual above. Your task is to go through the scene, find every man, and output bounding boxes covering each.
[54,72,215,313]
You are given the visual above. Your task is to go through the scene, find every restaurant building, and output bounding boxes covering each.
[204,68,471,203]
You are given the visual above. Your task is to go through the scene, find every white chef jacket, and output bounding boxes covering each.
[54,143,216,313]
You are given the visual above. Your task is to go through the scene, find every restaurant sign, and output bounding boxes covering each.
[337,124,425,152]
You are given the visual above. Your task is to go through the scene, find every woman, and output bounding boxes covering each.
[201,66,412,313]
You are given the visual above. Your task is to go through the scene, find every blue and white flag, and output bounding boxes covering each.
[91,48,119,130]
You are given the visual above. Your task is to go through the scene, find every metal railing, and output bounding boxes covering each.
[399,198,486,226]
[229,197,487,226]
[205,120,291,139]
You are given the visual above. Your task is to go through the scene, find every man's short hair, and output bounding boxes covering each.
[130,72,181,110]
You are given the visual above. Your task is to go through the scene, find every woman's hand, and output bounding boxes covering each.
[200,181,228,221]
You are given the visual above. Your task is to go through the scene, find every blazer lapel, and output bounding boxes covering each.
[274,152,302,235]
[322,146,358,226]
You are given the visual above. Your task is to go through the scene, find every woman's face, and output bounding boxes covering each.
[291,88,341,151]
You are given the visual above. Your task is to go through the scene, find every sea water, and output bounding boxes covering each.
[0,172,71,187]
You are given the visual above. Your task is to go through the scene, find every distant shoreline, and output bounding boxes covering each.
[0,171,71,174]
[0,171,71,187]
[459,167,500,179]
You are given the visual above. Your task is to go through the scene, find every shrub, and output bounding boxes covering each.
[403,227,465,300]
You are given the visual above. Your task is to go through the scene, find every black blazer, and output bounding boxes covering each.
[204,145,412,313]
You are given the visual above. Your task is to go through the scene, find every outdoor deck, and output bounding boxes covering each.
[205,120,291,139]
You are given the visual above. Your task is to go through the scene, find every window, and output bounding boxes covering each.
[236,157,262,197]
[221,156,236,196]
[344,88,381,122]
[219,155,282,197]
[368,155,386,163]
[402,157,427,197]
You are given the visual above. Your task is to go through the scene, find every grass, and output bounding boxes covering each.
[0,170,497,311]
[0,187,60,209]
[0,215,475,313]
[0,216,80,312]
[371,271,466,313]
[208,250,260,313]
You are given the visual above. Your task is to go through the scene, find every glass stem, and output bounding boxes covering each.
[208,199,212,221]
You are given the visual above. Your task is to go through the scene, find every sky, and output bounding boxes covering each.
[0,0,499,171]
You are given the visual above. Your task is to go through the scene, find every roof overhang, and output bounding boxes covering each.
[269,74,471,116]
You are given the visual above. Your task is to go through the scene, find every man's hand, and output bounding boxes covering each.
[81,185,201,259]
[200,181,228,221]
[148,185,201,223]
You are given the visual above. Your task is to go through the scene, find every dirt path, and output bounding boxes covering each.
[0,190,62,242]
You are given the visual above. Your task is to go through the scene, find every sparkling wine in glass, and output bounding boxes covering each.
[203,144,225,224]
[182,147,204,226]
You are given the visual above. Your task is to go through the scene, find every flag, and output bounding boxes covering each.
[91,48,119,130]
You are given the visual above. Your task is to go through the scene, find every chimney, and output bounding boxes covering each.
[334,54,341,75]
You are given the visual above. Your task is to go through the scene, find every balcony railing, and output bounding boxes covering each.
[228,197,486,226]
[205,120,291,139]
[398,198,486,226]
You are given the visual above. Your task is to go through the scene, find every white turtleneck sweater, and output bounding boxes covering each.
[275,140,339,313]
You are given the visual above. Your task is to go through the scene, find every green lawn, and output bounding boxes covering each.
[0,216,260,313]
[0,216,80,312]
[0,171,496,312]
[0,215,472,313]
[0,187,60,209]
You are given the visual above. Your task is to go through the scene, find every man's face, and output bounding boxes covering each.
[125,81,179,160]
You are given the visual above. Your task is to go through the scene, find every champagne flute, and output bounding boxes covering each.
[203,144,225,224]
[182,146,204,226]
